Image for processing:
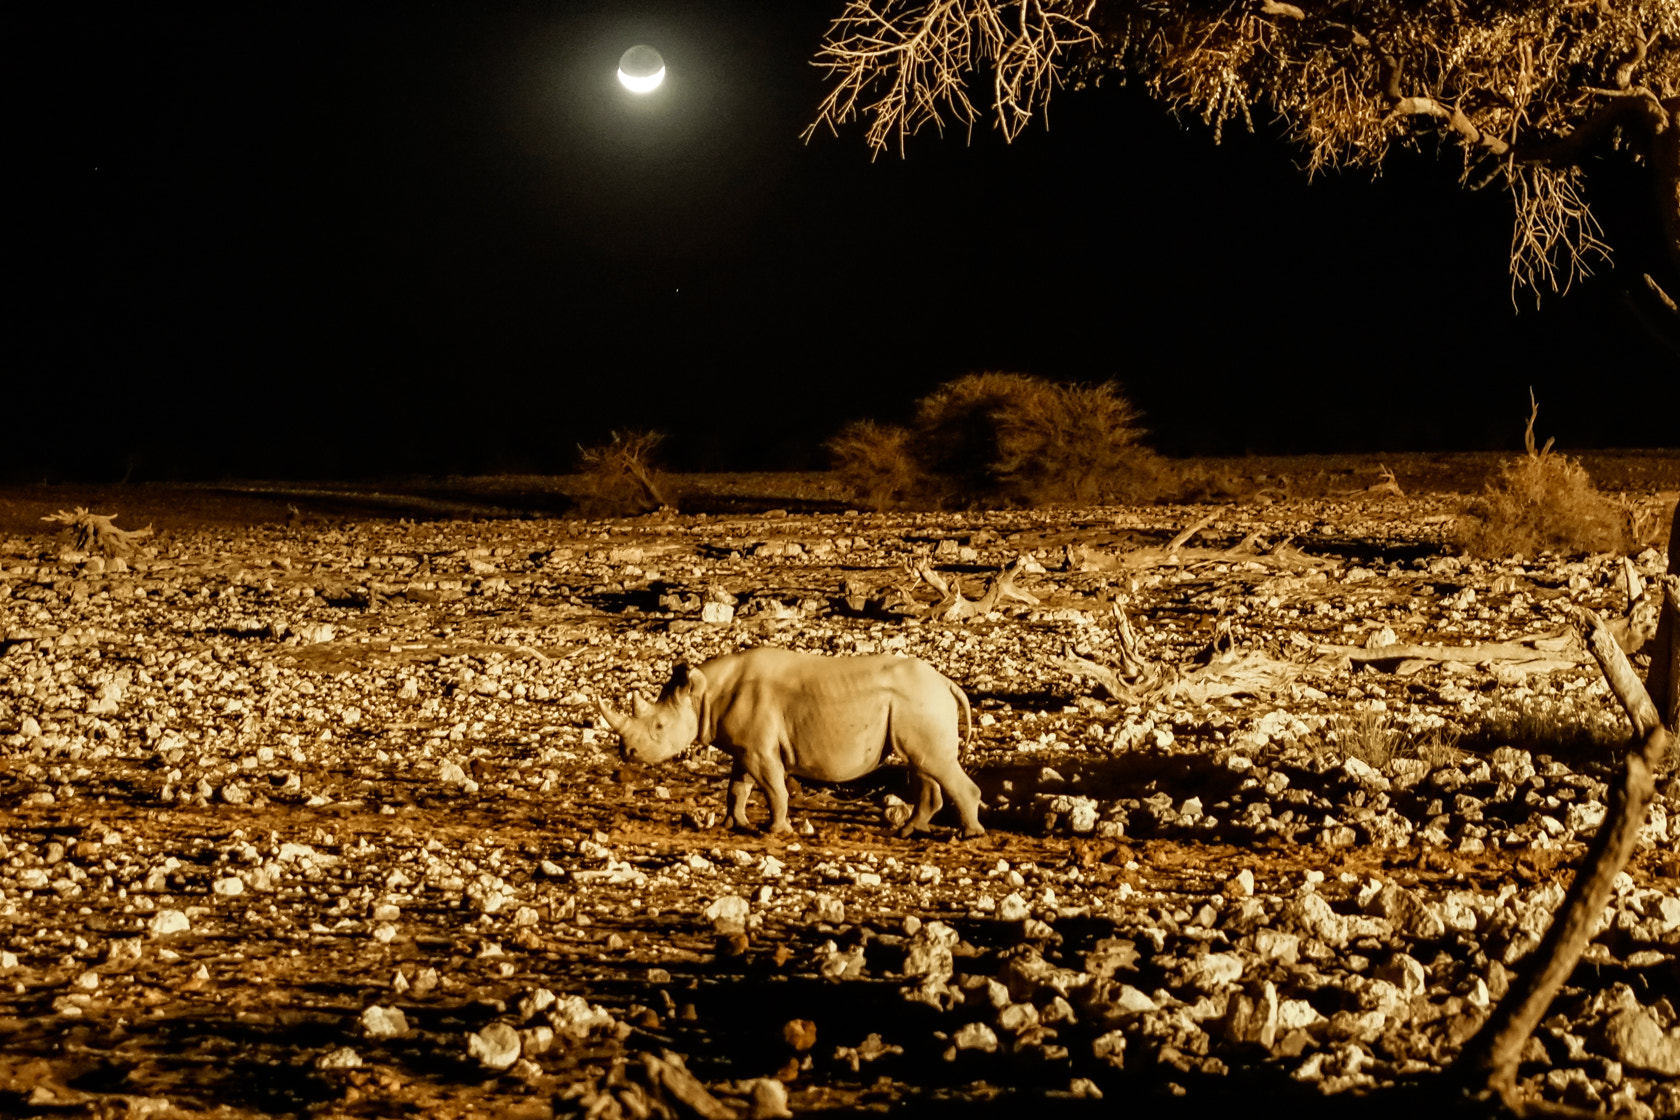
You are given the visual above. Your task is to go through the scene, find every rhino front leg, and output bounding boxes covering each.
[727,763,758,830]
[758,759,795,835]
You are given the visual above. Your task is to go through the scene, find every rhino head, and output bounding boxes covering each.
[596,665,705,764]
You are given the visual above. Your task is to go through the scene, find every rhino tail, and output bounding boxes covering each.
[949,679,974,761]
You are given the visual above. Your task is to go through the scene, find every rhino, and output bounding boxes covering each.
[596,647,983,838]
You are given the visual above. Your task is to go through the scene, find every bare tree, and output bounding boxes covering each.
[807,1,1680,307]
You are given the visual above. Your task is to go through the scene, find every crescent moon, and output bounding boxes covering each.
[617,65,665,93]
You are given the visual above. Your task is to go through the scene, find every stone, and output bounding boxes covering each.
[952,1022,998,1052]
[703,894,750,932]
[1182,952,1243,991]
[783,1019,818,1051]
[1222,980,1280,1047]
[749,1077,793,1120]
[1593,1007,1680,1076]
[361,1005,409,1039]
[551,995,614,1038]
[1092,1029,1127,1068]
[1366,882,1446,940]
[147,909,190,936]
[316,1047,363,1070]
[467,1022,522,1071]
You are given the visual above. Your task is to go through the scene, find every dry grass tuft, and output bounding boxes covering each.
[1454,394,1628,559]
[575,430,673,517]
[1323,709,1402,769]
[1315,713,1463,771]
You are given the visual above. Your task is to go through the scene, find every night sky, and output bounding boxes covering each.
[17,2,1677,480]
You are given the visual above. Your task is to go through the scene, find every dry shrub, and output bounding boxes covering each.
[825,420,924,510]
[989,379,1157,503]
[839,372,1168,509]
[1454,396,1628,558]
[914,372,1039,500]
[575,430,672,517]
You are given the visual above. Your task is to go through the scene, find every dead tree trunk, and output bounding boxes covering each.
[1646,496,1679,732]
[1451,596,1674,1108]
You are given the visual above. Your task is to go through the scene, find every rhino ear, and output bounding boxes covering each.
[678,665,707,703]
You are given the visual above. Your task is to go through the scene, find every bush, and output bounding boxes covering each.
[1454,395,1629,558]
[831,373,1167,509]
[575,430,672,517]
[824,420,923,510]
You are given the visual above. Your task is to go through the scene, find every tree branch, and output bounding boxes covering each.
[1511,88,1666,167]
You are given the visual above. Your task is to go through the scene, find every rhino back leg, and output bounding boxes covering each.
[900,773,945,837]
[892,712,984,838]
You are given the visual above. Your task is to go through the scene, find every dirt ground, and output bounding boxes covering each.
[1,453,1677,1119]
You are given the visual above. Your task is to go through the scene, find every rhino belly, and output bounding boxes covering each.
[783,711,890,783]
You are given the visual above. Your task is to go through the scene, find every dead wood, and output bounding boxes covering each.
[1452,606,1672,1106]
[1648,499,1680,734]
[1163,512,1214,552]
[909,556,1039,622]
[1053,599,1160,701]
[1315,638,1586,668]
[1064,526,1322,575]
[41,508,154,558]
[1057,600,1306,707]
[1339,463,1405,498]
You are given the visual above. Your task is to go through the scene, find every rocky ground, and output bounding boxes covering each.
[1,455,1678,1119]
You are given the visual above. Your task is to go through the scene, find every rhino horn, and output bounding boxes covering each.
[595,698,631,734]
[631,693,653,718]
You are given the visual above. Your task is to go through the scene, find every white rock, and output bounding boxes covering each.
[467,1022,522,1070]
[550,995,614,1038]
[1277,999,1326,1031]
[1183,952,1244,991]
[704,894,750,931]
[748,1077,793,1120]
[147,909,190,936]
[361,1004,409,1039]
[952,1022,998,1052]
[316,1047,363,1070]
[211,876,244,897]
[1092,1029,1127,1068]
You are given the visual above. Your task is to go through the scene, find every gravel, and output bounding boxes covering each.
[0,492,1676,1116]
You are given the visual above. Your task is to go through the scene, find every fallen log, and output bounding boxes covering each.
[1315,639,1587,666]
